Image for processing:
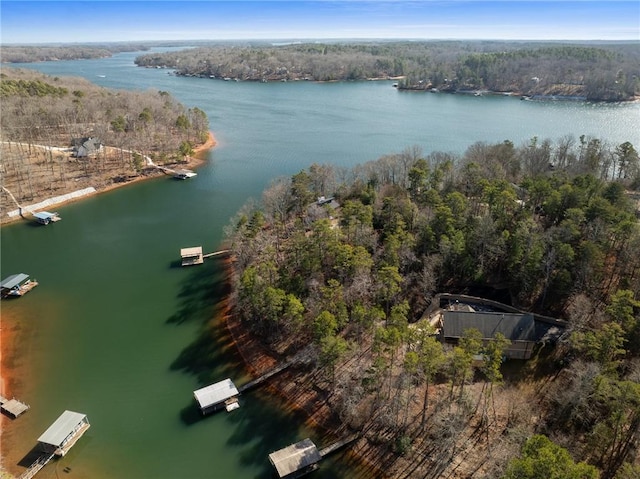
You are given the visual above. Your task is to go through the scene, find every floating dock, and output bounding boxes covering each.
[194,378,240,415]
[181,246,204,266]
[180,247,230,266]
[32,211,61,225]
[17,411,90,479]
[0,395,30,418]
[1,273,38,298]
[268,434,360,479]
[172,169,197,180]
[269,438,322,479]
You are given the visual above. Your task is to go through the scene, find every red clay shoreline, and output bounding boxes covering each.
[0,133,217,478]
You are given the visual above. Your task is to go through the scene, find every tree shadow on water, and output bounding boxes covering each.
[166,258,230,326]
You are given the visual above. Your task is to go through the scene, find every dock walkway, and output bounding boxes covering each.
[238,360,293,394]
[17,453,55,479]
[319,433,360,458]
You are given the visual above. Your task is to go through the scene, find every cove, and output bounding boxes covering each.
[2,49,639,479]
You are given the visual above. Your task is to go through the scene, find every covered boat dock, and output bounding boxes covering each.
[32,211,61,225]
[268,438,322,479]
[193,378,240,414]
[1,273,38,298]
[37,410,90,456]
[181,246,204,266]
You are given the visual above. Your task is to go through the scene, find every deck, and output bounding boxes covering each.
[0,395,30,418]
[54,422,91,456]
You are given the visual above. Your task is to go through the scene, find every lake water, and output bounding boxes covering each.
[1,49,639,479]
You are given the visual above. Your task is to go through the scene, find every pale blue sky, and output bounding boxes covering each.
[1,1,639,44]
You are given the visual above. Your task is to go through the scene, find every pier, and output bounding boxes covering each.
[268,434,360,478]
[17,453,55,479]
[0,395,30,418]
[238,359,293,394]
[180,248,230,266]
[318,433,360,457]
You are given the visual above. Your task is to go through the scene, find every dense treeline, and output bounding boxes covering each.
[226,137,640,478]
[135,41,640,101]
[0,44,151,63]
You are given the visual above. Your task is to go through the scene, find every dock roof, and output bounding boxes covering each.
[193,379,239,410]
[1,273,29,289]
[33,211,57,220]
[269,438,321,478]
[181,246,203,257]
[38,410,87,447]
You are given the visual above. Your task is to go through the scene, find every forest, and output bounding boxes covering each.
[0,68,209,217]
[135,41,640,101]
[225,137,640,478]
[0,43,152,63]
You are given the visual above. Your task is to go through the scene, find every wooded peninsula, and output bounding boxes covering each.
[0,68,210,220]
[1,44,639,479]
[133,41,640,102]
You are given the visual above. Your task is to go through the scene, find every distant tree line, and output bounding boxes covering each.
[135,41,640,101]
[0,44,151,63]
[225,136,640,478]
[0,68,209,163]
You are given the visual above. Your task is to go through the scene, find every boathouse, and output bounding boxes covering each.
[193,378,240,414]
[268,438,322,479]
[441,311,544,359]
[1,273,37,298]
[33,211,61,225]
[173,169,197,180]
[181,246,204,266]
[38,410,90,456]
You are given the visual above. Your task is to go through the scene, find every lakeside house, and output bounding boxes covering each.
[73,137,102,158]
[1,273,38,298]
[268,438,322,479]
[440,310,560,360]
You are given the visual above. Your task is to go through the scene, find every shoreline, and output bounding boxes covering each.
[0,131,217,227]
[0,132,217,478]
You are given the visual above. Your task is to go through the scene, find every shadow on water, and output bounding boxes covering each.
[167,258,361,478]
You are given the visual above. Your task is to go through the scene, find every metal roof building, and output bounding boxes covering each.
[193,379,239,414]
[268,438,322,479]
[38,410,90,455]
[1,273,30,291]
[33,211,61,225]
[442,311,554,359]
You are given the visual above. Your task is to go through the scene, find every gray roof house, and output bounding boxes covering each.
[441,311,559,359]
[73,137,102,158]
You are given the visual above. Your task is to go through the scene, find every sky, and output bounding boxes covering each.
[1,1,639,44]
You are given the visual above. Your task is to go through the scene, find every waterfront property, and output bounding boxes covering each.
[193,379,240,414]
[0,395,30,418]
[268,438,322,479]
[441,310,545,359]
[37,410,90,456]
[1,273,38,298]
[32,211,61,225]
[180,246,204,266]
